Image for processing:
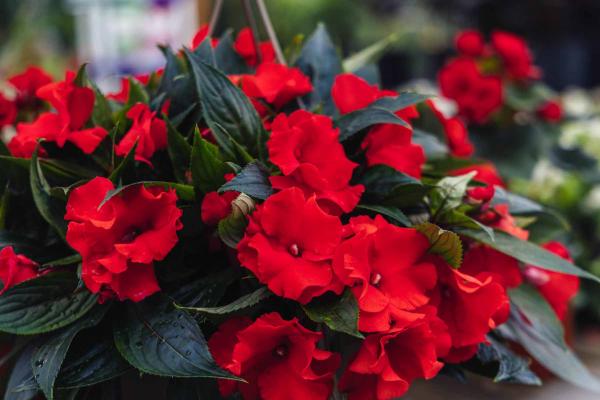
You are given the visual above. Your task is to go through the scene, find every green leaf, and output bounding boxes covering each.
[343,33,398,72]
[185,50,265,160]
[32,306,108,400]
[474,335,541,385]
[0,272,97,335]
[337,107,409,141]
[303,289,363,339]
[438,209,495,242]
[456,228,600,283]
[166,119,192,184]
[168,270,238,308]
[214,30,248,75]
[415,222,462,268]
[355,204,411,227]
[30,145,68,240]
[0,156,96,181]
[218,162,273,200]
[498,285,600,391]
[113,295,238,379]
[175,287,271,315]
[56,331,129,389]
[413,129,448,159]
[295,23,343,114]
[108,141,137,185]
[359,165,432,207]
[191,134,230,194]
[430,171,477,215]
[90,83,113,129]
[0,231,40,254]
[369,92,431,113]
[217,211,248,249]
[4,344,38,400]
[41,254,82,268]
[125,78,149,107]
[99,181,195,209]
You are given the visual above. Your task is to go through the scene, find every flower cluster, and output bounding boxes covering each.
[0,23,589,400]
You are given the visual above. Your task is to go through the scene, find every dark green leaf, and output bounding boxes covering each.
[166,119,192,184]
[413,129,448,159]
[108,142,137,185]
[5,344,38,400]
[41,254,82,268]
[0,272,97,334]
[415,222,463,268]
[168,270,238,308]
[475,335,541,385]
[303,290,363,339]
[355,204,411,226]
[370,92,431,112]
[191,40,215,66]
[456,228,600,283]
[337,107,409,141]
[99,181,195,210]
[214,30,248,75]
[343,33,398,72]
[91,83,113,129]
[176,287,271,315]
[498,285,600,391]
[0,231,40,254]
[191,134,230,194]
[438,210,495,242]
[125,78,149,107]
[360,165,432,207]
[113,295,238,379]
[218,162,273,200]
[295,24,342,114]
[430,171,477,214]
[217,211,248,249]
[30,145,68,239]
[186,50,265,160]
[32,306,108,400]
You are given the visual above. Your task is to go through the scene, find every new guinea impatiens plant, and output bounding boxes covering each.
[0,19,599,400]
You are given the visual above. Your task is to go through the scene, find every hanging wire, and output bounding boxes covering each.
[207,0,224,37]
[241,0,263,65]
[255,0,287,65]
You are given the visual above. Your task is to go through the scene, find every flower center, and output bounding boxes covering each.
[120,228,142,243]
[370,272,382,286]
[288,243,301,257]
[273,344,288,358]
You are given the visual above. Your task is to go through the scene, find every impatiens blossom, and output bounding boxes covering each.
[537,100,563,122]
[267,110,364,215]
[237,187,344,304]
[479,203,529,240]
[191,24,219,49]
[438,57,503,124]
[462,245,523,289]
[432,259,509,362]
[0,246,41,294]
[331,73,425,178]
[333,215,437,332]
[427,99,474,157]
[234,27,276,66]
[209,313,340,400]
[455,29,485,57]
[8,71,108,158]
[339,312,450,400]
[8,66,52,108]
[523,241,580,320]
[65,177,182,302]
[241,63,313,109]
[491,30,536,80]
[115,103,167,165]
[0,94,17,128]
[201,191,239,225]
[108,70,164,103]
[450,162,506,187]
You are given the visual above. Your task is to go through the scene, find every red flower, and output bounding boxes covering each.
[537,100,563,123]
[432,260,508,362]
[455,29,485,57]
[234,27,275,66]
[8,66,53,108]
[267,111,364,215]
[8,71,108,158]
[209,312,340,400]
[0,94,17,128]
[201,191,239,225]
[333,215,437,332]
[115,103,167,165]
[108,71,165,103]
[491,30,535,80]
[462,245,522,288]
[339,313,450,400]
[237,187,343,304]
[523,241,580,320]
[478,203,529,240]
[65,177,183,302]
[438,57,503,124]
[450,163,506,187]
[331,73,397,115]
[427,100,474,157]
[191,24,219,49]
[0,246,41,294]
[241,63,313,108]
[466,185,495,203]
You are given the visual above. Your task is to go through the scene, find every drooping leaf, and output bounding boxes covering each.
[0,272,97,335]
[186,50,265,160]
[473,335,541,385]
[295,23,343,114]
[176,287,271,315]
[4,344,38,400]
[218,162,273,200]
[355,204,411,227]
[343,33,398,73]
[32,306,108,400]
[456,228,600,283]
[30,145,68,240]
[113,295,238,379]
[415,222,463,268]
[166,119,192,184]
[498,285,600,392]
[191,134,230,194]
[303,289,363,339]
[337,107,409,141]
